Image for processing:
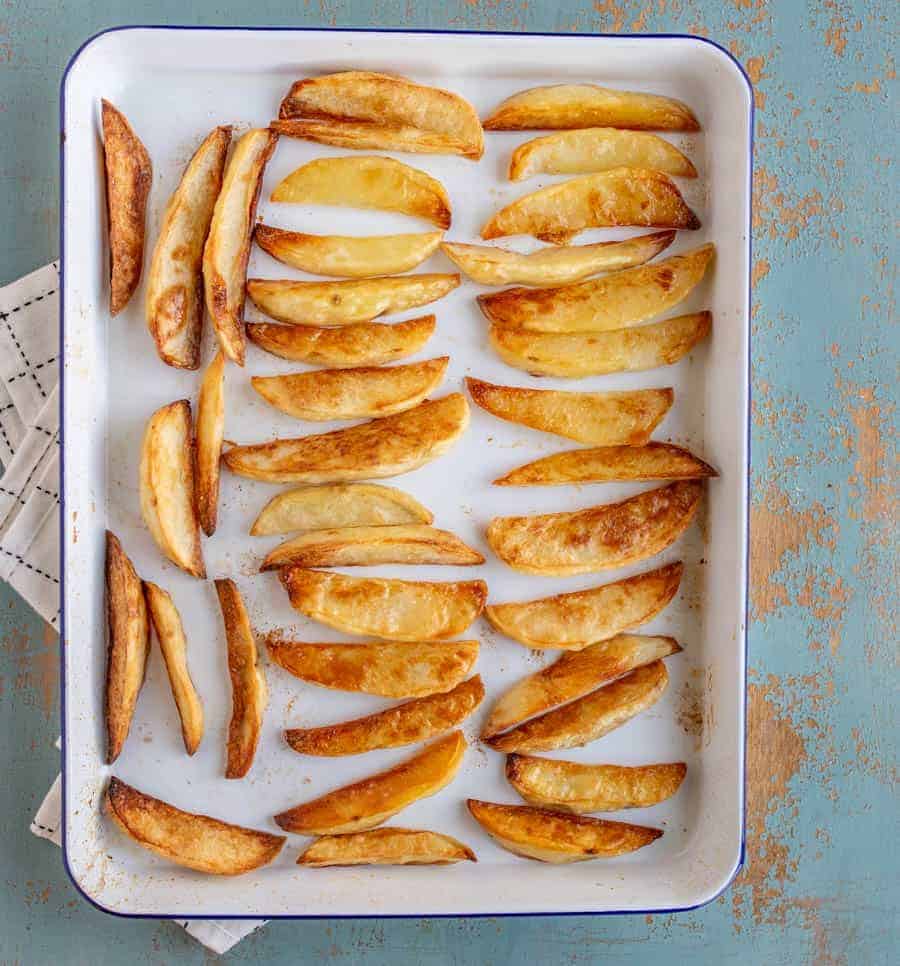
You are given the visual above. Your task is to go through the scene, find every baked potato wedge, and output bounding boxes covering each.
[440,231,674,287]
[145,126,231,369]
[144,582,204,755]
[477,245,714,333]
[195,351,225,536]
[215,580,267,779]
[488,311,712,378]
[273,118,480,157]
[271,156,452,229]
[506,755,686,813]
[485,561,683,650]
[255,225,443,278]
[481,168,700,244]
[202,128,278,365]
[285,675,484,755]
[251,357,449,421]
[223,393,469,484]
[246,315,436,368]
[105,531,150,763]
[280,567,487,641]
[266,636,479,698]
[106,778,285,875]
[274,731,466,834]
[466,378,672,446]
[466,799,662,863]
[101,100,152,316]
[298,827,476,867]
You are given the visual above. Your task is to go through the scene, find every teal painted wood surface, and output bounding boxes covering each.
[0,1,896,963]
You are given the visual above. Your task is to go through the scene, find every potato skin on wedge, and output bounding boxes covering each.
[298,827,476,866]
[106,778,285,875]
[195,351,225,536]
[275,731,467,834]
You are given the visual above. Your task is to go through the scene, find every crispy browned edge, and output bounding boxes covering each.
[195,352,225,536]
[296,827,478,866]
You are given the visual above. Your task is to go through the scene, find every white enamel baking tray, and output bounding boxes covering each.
[60,27,751,919]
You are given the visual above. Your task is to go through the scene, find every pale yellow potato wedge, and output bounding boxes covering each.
[223,393,469,484]
[246,315,436,368]
[466,799,662,863]
[105,531,150,764]
[285,675,484,755]
[215,580,268,780]
[482,168,700,244]
[144,582,204,755]
[195,351,225,536]
[441,231,674,287]
[482,634,680,739]
[506,755,686,813]
[266,635,480,698]
[106,778,285,875]
[485,561,683,650]
[275,731,466,834]
[251,483,433,536]
[477,245,714,333]
[495,442,718,487]
[146,126,231,369]
[261,524,484,571]
[251,357,449,421]
[255,224,443,278]
[202,129,278,365]
[298,827,476,867]
[247,274,459,327]
[278,71,484,160]
[280,567,487,641]
[466,378,672,446]
[272,118,477,157]
[489,311,712,378]
[488,661,669,753]
[483,83,699,132]
[271,156,452,229]
[102,100,152,316]
[510,128,697,181]
[139,400,205,578]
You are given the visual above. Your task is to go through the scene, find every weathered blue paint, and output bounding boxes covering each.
[0,1,896,963]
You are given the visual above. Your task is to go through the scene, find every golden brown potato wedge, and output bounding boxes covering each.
[101,100,152,316]
[255,225,443,278]
[298,827,476,867]
[105,531,150,763]
[441,231,674,287]
[106,778,285,874]
[285,675,484,755]
[251,357,449,421]
[261,524,484,570]
[266,635,480,698]
[488,311,712,378]
[144,582,204,755]
[272,118,482,157]
[466,378,672,446]
[251,483,433,536]
[484,561,683,650]
[477,245,714,333]
[509,128,697,181]
[482,634,680,739]
[195,351,225,536]
[280,567,487,641]
[215,580,268,779]
[146,126,231,369]
[487,481,702,575]
[246,315,436,368]
[487,661,669,753]
[506,755,686,813]
[139,400,205,578]
[466,799,662,863]
[495,442,718,487]
[275,731,466,834]
[278,71,484,160]
[223,393,469,484]
[482,168,700,245]
[202,128,278,365]
[271,156,452,229]
[483,83,699,132]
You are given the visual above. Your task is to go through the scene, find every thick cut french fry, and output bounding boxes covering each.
[195,351,225,536]
[298,827,476,866]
